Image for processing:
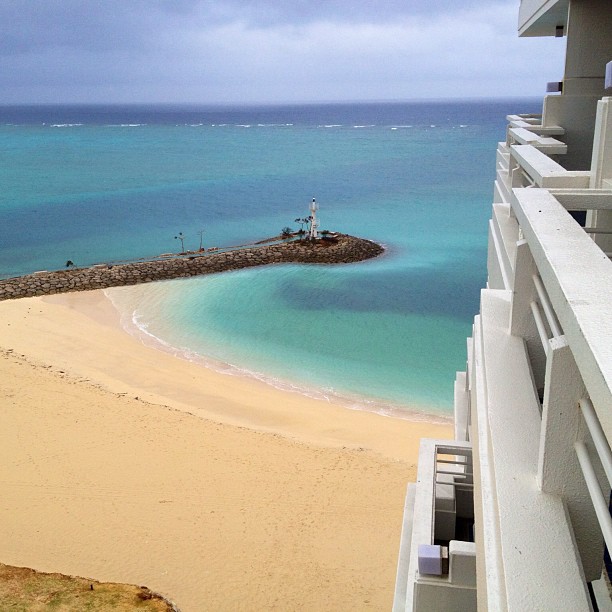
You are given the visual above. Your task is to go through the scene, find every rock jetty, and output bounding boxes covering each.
[0,234,383,301]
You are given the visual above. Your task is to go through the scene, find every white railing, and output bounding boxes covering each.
[575,398,612,558]
[434,446,474,495]
[510,186,612,592]
[511,188,612,417]
[529,271,564,359]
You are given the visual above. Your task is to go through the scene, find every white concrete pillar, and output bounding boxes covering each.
[589,97,612,188]
[540,0,612,170]
[538,336,603,582]
[588,97,612,253]
[509,239,548,395]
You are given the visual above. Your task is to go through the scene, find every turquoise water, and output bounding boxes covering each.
[0,101,541,415]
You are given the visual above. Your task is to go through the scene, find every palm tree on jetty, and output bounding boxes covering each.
[294,216,309,234]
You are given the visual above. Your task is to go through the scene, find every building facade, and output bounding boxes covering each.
[394,1,612,610]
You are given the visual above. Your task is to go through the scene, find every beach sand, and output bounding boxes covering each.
[0,289,452,611]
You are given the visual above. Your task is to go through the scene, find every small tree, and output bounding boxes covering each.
[295,217,311,233]
[174,232,185,253]
[281,227,293,238]
[65,260,74,268]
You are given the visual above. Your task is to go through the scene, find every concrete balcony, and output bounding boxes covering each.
[397,101,612,609]
[509,145,590,188]
[500,98,612,255]
[393,440,476,612]
[507,127,567,155]
[507,114,565,136]
[477,185,612,610]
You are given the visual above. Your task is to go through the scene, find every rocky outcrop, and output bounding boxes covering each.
[0,234,383,301]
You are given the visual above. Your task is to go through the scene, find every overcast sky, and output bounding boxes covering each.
[0,0,566,104]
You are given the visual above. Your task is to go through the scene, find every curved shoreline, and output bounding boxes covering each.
[0,234,383,300]
[110,286,453,426]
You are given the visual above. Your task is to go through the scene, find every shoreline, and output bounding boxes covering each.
[108,287,453,427]
[0,287,452,609]
[27,288,452,460]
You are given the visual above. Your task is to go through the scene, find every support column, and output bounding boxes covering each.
[537,336,603,581]
[543,0,612,169]
[509,238,547,396]
[588,96,612,253]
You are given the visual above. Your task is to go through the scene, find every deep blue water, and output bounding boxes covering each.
[0,100,541,415]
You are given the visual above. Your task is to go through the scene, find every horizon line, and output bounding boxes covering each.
[0,95,545,108]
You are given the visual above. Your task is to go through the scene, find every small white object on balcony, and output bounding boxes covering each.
[418,544,443,576]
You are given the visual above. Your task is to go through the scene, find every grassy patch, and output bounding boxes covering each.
[0,564,176,611]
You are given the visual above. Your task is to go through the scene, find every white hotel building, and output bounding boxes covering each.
[393,1,612,610]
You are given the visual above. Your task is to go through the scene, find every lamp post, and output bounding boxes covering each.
[174,232,185,253]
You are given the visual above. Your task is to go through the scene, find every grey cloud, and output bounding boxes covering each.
[0,1,151,54]
[196,0,511,26]
[0,0,512,55]
[0,0,562,105]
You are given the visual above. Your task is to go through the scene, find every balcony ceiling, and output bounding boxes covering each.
[519,0,570,37]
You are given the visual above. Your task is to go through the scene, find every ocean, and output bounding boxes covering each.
[0,100,541,417]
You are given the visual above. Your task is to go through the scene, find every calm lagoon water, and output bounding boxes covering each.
[0,100,541,416]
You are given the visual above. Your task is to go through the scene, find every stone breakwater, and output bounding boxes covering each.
[0,235,383,301]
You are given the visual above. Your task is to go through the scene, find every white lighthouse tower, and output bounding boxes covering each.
[308,198,319,240]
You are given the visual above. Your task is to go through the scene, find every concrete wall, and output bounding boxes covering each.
[0,235,383,301]
[543,0,612,170]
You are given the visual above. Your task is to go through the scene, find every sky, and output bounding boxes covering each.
[0,0,566,105]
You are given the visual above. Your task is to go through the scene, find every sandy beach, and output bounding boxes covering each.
[0,289,452,610]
